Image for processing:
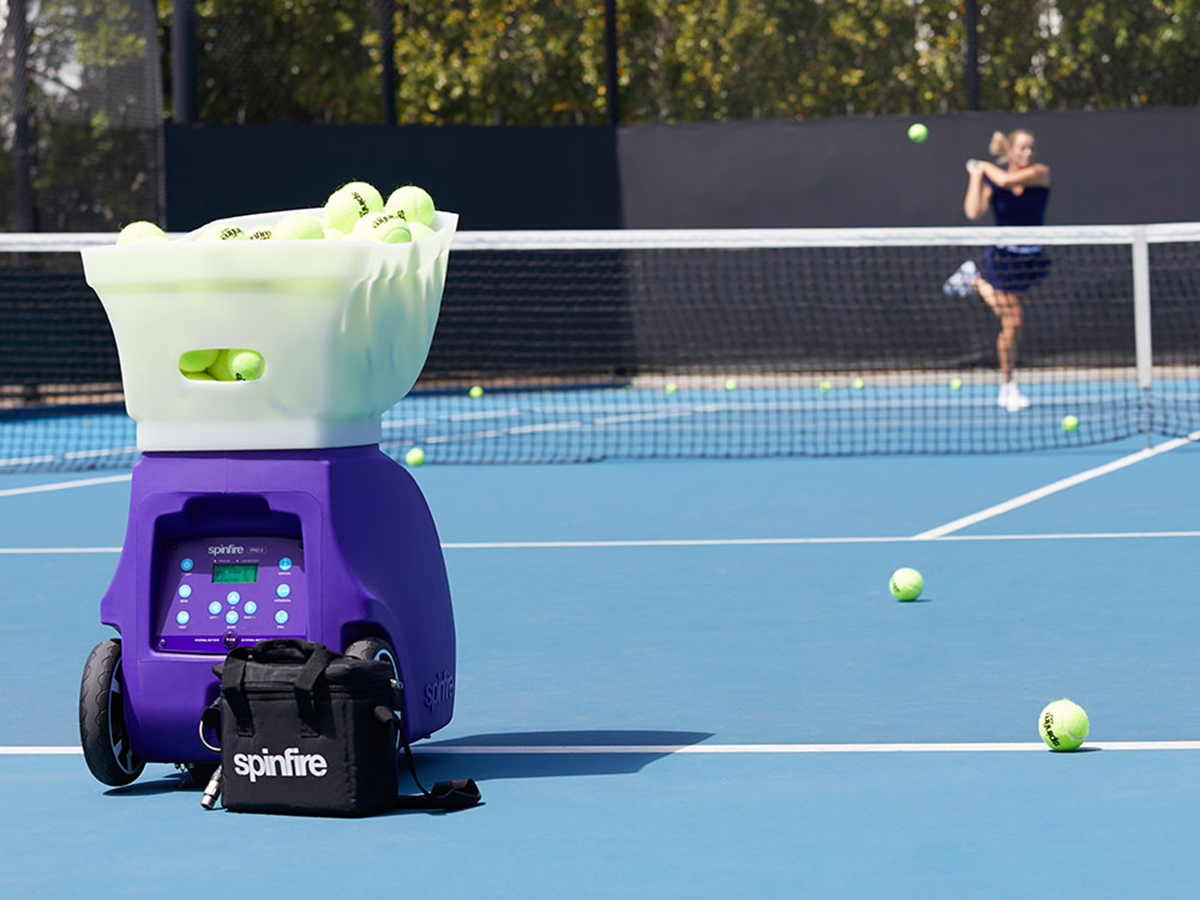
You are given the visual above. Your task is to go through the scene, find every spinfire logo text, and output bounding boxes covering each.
[232,747,328,782]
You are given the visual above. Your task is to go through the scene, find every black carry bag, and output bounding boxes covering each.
[202,639,479,817]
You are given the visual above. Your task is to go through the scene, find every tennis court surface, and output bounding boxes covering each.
[4,437,1200,897]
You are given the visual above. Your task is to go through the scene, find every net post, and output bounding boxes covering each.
[171,0,198,124]
[604,0,620,125]
[1131,225,1153,445]
[7,0,36,232]
[378,0,397,126]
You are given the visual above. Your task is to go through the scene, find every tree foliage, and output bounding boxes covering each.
[153,0,1200,125]
[3,0,163,230]
[5,0,1200,230]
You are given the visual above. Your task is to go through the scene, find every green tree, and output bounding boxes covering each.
[152,1,1200,126]
[1038,0,1200,108]
[6,0,163,230]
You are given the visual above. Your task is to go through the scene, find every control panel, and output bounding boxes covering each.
[155,536,306,653]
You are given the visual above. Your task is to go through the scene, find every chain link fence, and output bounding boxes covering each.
[5,1,1200,232]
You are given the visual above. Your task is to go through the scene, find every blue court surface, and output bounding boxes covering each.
[3,438,1200,897]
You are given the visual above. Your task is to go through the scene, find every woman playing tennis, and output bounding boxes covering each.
[944,128,1051,412]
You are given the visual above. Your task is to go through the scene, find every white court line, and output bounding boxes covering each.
[415,741,1200,754]
[5,741,1200,756]
[0,547,123,554]
[439,532,1200,549]
[914,431,1200,539]
[3,531,1200,555]
[0,473,131,499]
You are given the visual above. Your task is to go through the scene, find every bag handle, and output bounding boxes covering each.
[378,680,482,811]
[219,647,255,737]
[218,640,336,738]
[292,643,336,737]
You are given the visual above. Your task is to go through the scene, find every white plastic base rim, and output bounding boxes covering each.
[136,419,383,453]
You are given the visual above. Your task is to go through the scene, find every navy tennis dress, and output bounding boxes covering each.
[982,176,1051,292]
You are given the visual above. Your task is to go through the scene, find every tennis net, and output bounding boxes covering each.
[2,223,1199,469]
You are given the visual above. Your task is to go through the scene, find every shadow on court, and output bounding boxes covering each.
[412,729,714,782]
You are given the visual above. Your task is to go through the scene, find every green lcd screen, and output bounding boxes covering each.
[212,563,259,583]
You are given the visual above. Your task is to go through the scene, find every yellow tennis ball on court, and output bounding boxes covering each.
[209,349,264,382]
[950,378,963,391]
[852,377,866,390]
[469,385,484,399]
[664,382,679,394]
[405,447,426,466]
[907,122,928,143]
[724,378,738,391]
[198,222,249,242]
[350,212,412,243]
[178,349,219,373]
[272,212,324,240]
[384,185,436,227]
[117,221,166,245]
[889,567,924,601]
[820,380,832,392]
[324,181,383,233]
[1039,699,1089,751]
[1062,415,1079,432]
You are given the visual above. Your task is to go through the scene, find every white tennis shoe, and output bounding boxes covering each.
[943,260,979,298]
[998,381,1031,412]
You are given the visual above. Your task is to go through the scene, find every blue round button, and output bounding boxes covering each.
[208,601,222,615]
[276,583,291,598]
[178,584,192,599]
[225,610,239,625]
[180,558,194,572]
[176,610,191,625]
[275,610,289,625]
[243,601,258,615]
[279,557,293,571]
[226,591,240,605]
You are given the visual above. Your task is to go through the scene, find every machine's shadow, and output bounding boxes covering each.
[409,729,715,782]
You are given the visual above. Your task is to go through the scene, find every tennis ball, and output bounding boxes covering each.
[469,385,484,399]
[184,371,215,381]
[248,229,273,241]
[384,185,436,227]
[405,222,437,241]
[272,212,324,240]
[908,122,929,143]
[117,221,167,245]
[178,349,219,373]
[950,377,963,391]
[198,222,249,242]
[350,212,412,244]
[209,349,264,382]
[1039,699,1089,751]
[664,382,679,394]
[852,377,866,390]
[324,181,383,233]
[820,380,832,392]
[405,447,426,466]
[889,567,924,601]
[1062,415,1079,432]
[724,378,738,391]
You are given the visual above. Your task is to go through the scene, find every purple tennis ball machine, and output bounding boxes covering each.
[77,209,459,785]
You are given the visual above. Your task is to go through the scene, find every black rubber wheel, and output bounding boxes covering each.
[79,638,145,786]
[344,637,400,681]
[345,637,403,747]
